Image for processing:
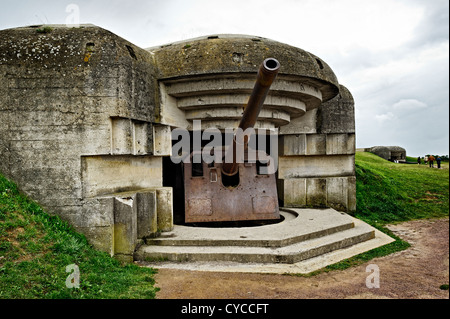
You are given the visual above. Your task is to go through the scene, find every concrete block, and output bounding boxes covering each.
[76,225,115,256]
[278,134,306,156]
[279,133,350,157]
[278,155,354,179]
[348,176,357,212]
[133,121,153,155]
[306,134,326,155]
[279,176,355,212]
[111,118,154,155]
[159,82,190,128]
[347,134,356,154]
[113,195,138,255]
[326,177,348,211]
[306,178,327,207]
[81,197,115,227]
[153,125,172,156]
[81,155,163,198]
[111,117,133,154]
[326,133,355,155]
[136,191,158,238]
[279,109,318,135]
[156,187,173,232]
[280,178,307,207]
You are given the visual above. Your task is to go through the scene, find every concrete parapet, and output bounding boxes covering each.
[74,187,173,259]
[110,188,173,259]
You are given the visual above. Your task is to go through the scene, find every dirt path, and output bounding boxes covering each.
[154,218,449,299]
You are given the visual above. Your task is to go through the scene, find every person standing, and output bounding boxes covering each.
[417,156,421,165]
[429,155,435,168]
[437,156,442,169]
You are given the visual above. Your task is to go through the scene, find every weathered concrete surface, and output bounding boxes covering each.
[150,35,339,130]
[79,187,174,258]
[155,187,174,232]
[81,155,163,198]
[277,84,356,212]
[279,133,355,156]
[136,191,158,239]
[0,26,356,260]
[279,84,355,135]
[0,25,168,256]
[278,155,355,179]
[113,195,138,259]
[149,34,339,100]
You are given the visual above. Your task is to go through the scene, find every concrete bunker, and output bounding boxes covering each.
[367,146,407,162]
[0,25,386,268]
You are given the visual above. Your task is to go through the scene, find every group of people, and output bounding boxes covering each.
[418,155,443,168]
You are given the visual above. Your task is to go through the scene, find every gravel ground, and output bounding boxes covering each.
[153,217,449,299]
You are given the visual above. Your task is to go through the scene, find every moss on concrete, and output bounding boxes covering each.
[149,35,339,102]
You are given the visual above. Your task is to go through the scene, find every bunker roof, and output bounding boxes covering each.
[148,34,340,102]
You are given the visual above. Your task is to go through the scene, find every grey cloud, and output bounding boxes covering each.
[404,0,449,48]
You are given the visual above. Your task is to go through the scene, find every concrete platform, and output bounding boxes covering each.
[135,208,395,274]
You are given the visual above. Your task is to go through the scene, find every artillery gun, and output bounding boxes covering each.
[184,58,281,223]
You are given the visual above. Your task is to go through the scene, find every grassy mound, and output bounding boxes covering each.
[355,152,449,226]
[0,174,159,299]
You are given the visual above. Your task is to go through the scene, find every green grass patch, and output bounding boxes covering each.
[354,152,448,225]
[35,26,53,34]
[0,174,159,299]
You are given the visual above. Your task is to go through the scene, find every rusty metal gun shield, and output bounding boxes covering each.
[184,156,280,223]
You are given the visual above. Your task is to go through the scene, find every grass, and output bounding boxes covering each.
[354,152,448,225]
[0,174,159,299]
[295,151,449,276]
[35,26,53,34]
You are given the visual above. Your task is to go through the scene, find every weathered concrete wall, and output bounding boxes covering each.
[0,25,173,258]
[278,85,356,212]
[148,34,340,130]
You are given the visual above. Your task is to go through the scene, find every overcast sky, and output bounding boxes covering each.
[1,0,448,156]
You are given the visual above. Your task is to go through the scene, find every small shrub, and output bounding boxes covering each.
[36,26,53,34]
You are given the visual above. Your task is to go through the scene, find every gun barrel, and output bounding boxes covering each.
[239,58,281,131]
[222,58,280,176]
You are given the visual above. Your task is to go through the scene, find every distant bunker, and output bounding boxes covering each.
[0,25,362,262]
[367,146,407,162]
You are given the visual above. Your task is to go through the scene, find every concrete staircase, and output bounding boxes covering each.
[134,208,395,273]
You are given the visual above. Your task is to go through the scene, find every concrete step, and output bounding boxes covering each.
[134,213,376,264]
[136,219,394,274]
[144,208,355,248]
